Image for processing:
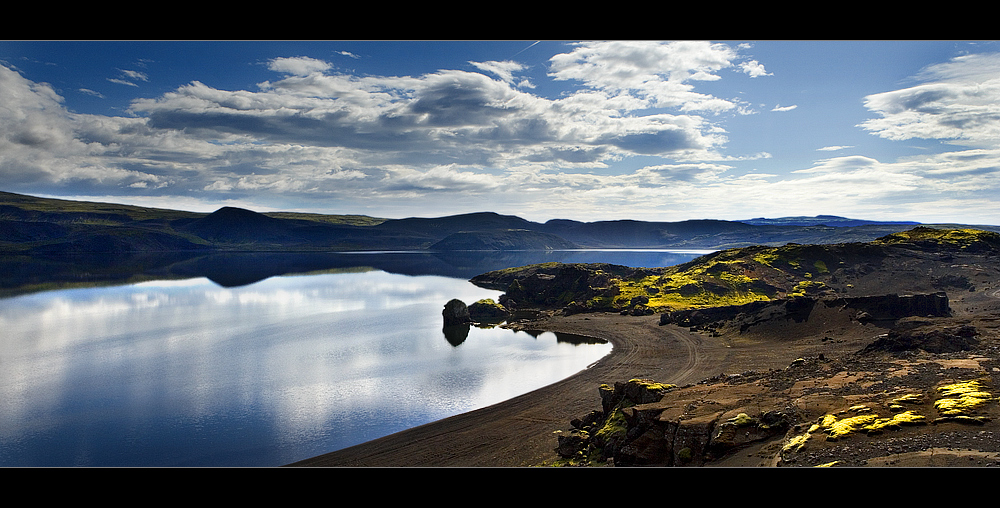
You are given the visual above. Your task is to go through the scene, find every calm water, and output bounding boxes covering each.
[0,249,706,467]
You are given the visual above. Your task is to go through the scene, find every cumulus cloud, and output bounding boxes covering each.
[267,56,333,76]
[548,41,743,113]
[859,52,1000,147]
[740,60,771,77]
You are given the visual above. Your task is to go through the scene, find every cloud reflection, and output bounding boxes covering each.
[0,269,609,466]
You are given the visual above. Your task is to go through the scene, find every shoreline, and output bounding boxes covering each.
[287,312,726,467]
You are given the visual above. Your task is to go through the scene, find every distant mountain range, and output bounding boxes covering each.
[2,190,997,254]
[737,215,921,227]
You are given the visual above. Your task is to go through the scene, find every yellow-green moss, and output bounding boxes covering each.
[628,378,676,392]
[789,280,828,297]
[874,227,1000,250]
[865,411,927,433]
[892,393,924,405]
[594,405,629,443]
[934,380,993,416]
[753,251,779,267]
[782,432,812,453]
[824,413,878,440]
[473,298,504,308]
[817,405,927,440]
[727,413,754,427]
[612,267,774,312]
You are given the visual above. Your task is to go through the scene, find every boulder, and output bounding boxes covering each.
[442,299,472,327]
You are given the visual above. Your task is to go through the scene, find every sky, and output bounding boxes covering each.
[1,40,999,225]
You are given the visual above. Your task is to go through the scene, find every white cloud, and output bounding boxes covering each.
[107,78,138,87]
[469,60,529,87]
[817,145,853,151]
[859,52,1000,147]
[771,104,797,112]
[547,41,742,113]
[740,60,771,78]
[34,45,1000,223]
[120,69,149,82]
[267,56,333,76]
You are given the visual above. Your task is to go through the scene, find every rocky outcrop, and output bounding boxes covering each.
[862,322,979,354]
[471,262,652,314]
[554,378,791,466]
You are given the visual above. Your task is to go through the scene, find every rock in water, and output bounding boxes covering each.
[442,299,472,327]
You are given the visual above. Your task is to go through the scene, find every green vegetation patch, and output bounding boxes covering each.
[611,254,778,312]
[627,378,676,392]
[817,405,927,441]
[789,280,829,297]
[933,380,994,417]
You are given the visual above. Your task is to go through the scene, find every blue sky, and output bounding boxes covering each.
[1,40,999,224]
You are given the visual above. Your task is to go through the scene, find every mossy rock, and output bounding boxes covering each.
[467,298,510,323]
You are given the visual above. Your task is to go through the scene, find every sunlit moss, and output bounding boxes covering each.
[874,227,1000,250]
[594,404,629,444]
[753,251,779,267]
[865,411,927,433]
[892,393,924,405]
[782,432,811,453]
[611,264,775,312]
[817,405,927,440]
[627,378,676,392]
[727,413,754,426]
[823,413,878,440]
[934,380,993,416]
[789,280,828,297]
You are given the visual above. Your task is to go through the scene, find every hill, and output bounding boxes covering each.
[738,215,921,227]
[471,227,1000,316]
[430,229,579,251]
[459,227,1000,467]
[3,190,1000,254]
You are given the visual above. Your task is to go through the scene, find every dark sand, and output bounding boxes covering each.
[288,311,804,467]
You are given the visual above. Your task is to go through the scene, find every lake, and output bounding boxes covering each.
[0,249,708,467]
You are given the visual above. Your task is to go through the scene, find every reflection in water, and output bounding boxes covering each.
[0,249,701,467]
[0,270,614,467]
[0,249,711,299]
[442,323,471,346]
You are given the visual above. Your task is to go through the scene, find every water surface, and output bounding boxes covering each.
[0,249,705,467]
